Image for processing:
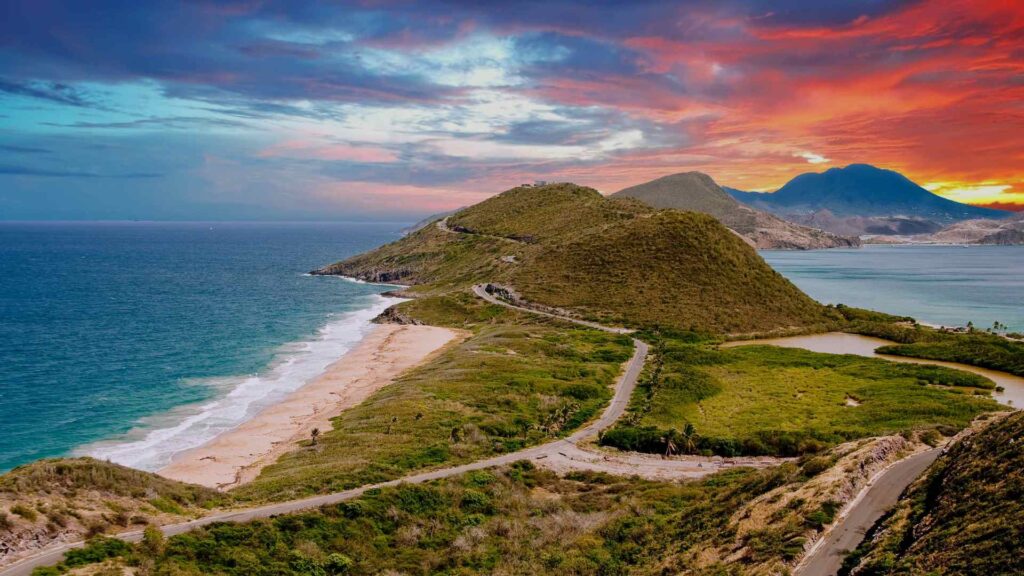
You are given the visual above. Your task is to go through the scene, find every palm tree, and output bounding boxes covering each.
[680,423,699,454]
[310,428,320,446]
[662,429,679,458]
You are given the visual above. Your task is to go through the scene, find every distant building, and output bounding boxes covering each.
[534,180,547,186]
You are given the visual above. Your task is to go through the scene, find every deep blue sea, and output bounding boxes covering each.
[0,222,403,472]
[763,245,1024,332]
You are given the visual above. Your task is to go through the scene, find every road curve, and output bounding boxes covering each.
[0,287,648,576]
[794,447,942,576]
[472,284,634,335]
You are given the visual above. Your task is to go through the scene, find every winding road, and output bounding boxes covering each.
[0,284,650,576]
[794,448,942,576]
[0,282,956,576]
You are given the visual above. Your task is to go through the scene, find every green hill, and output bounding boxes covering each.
[0,458,222,561]
[842,411,1024,576]
[510,210,830,333]
[316,183,833,334]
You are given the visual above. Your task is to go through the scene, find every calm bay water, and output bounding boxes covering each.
[0,222,402,472]
[762,245,1024,332]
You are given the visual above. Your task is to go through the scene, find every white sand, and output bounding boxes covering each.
[159,324,460,489]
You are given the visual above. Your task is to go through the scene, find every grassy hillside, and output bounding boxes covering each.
[317,183,835,334]
[842,411,1024,576]
[613,172,742,224]
[31,459,865,576]
[447,183,648,243]
[512,210,832,333]
[601,335,1000,457]
[233,294,633,502]
[1,458,222,562]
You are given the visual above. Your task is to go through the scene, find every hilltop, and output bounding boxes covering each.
[613,172,859,249]
[316,183,833,334]
[0,458,221,563]
[728,164,1009,236]
[842,411,1024,575]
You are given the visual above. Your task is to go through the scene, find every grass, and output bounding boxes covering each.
[840,411,1024,575]
[602,337,1000,457]
[35,461,824,576]
[512,211,832,334]
[876,336,1024,378]
[233,294,633,502]
[833,304,1024,377]
[319,183,836,334]
[0,458,221,506]
[447,183,649,243]
[1,458,223,560]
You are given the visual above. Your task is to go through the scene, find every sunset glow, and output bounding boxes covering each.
[1,0,1023,219]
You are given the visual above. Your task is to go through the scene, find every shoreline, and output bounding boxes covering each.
[159,322,460,489]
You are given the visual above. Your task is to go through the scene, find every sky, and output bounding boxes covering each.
[1,0,1022,220]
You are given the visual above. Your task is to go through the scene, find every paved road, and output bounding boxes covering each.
[473,284,634,335]
[0,287,648,576]
[794,448,942,576]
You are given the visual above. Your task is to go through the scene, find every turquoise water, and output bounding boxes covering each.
[762,245,1024,332]
[0,222,402,472]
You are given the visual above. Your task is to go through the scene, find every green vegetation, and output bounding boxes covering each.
[234,294,633,502]
[0,458,221,506]
[319,183,835,334]
[841,412,1024,576]
[447,183,648,243]
[0,458,223,562]
[31,537,133,575]
[876,337,1024,378]
[512,211,831,333]
[34,461,834,576]
[833,304,1024,377]
[602,336,999,457]
[612,172,742,224]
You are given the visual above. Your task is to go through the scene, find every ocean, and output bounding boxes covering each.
[0,222,402,472]
[762,245,1024,332]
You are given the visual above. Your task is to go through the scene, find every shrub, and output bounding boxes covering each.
[325,553,354,575]
[11,503,37,521]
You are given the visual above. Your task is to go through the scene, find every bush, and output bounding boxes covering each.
[10,503,37,521]
[325,553,354,575]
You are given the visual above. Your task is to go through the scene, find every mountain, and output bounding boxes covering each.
[842,412,1024,575]
[727,165,1010,236]
[612,172,859,249]
[316,182,834,334]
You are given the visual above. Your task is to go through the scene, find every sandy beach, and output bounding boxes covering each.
[159,323,460,489]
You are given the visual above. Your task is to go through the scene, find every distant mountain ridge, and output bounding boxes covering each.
[727,164,1009,236]
[612,172,859,250]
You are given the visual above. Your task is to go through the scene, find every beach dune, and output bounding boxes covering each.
[159,323,459,489]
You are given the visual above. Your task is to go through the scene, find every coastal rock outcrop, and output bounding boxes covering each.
[372,306,423,325]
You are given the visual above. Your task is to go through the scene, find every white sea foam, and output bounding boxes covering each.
[80,295,402,472]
